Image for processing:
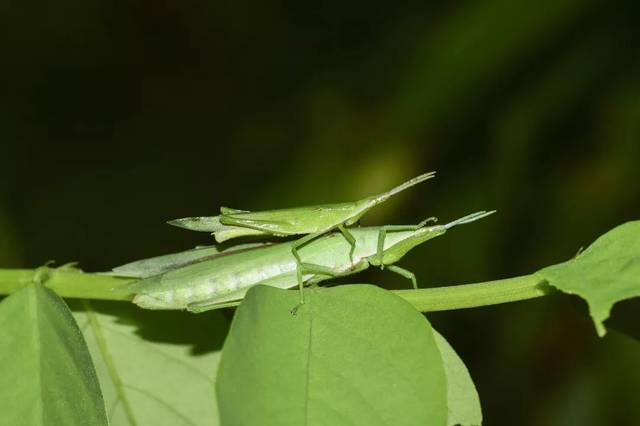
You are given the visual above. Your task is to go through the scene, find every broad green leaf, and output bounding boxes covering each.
[0,283,108,426]
[537,221,640,336]
[71,301,227,426]
[433,331,482,426]
[216,284,448,426]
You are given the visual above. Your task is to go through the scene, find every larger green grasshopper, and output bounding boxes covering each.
[168,172,436,260]
[122,210,494,313]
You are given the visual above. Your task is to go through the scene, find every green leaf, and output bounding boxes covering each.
[537,221,640,336]
[433,331,482,426]
[216,284,448,426]
[71,301,227,426]
[0,283,108,426]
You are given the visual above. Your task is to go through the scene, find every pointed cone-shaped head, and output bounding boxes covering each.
[381,210,495,265]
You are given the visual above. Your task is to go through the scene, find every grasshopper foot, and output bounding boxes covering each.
[290,301,304,316]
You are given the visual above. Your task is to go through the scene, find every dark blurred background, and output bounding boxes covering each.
[1,0,639,424]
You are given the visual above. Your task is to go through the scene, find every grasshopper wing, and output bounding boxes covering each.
[219,215,296,236]
[111,242,269,278]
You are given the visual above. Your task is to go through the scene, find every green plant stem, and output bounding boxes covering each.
[394,273,552,311]
[0,269,133,301]
[0,268,553,311]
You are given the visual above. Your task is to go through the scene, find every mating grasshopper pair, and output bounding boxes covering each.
[114,172,494,312]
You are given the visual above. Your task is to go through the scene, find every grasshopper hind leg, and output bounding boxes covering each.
[187,299,240,313]
[185,288,248,313]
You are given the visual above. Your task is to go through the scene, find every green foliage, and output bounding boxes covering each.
[216,285,448,426]
[0,217,639,425]
[71,301,225,426]
[433,331,482,426]
[2,0,639,422]
[0,283,108,426]
[538,221,640,336]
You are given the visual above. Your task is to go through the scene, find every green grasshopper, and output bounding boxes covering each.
[122,210,494,313]
[168,172,436,261]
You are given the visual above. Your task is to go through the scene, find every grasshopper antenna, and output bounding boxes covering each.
[370,171,436,204]
[444,210,496,229]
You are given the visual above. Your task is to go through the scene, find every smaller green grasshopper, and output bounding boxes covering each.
[123,210,494,313]
[169,172,435,278]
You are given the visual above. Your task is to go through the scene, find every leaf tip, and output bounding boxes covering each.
[594,321,607,338]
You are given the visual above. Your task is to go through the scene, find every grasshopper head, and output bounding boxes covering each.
[378,223,448,265]
[407,223,449,248]
[410,211,495,245]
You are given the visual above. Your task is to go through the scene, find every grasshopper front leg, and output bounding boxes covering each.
[337,224,356,261]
